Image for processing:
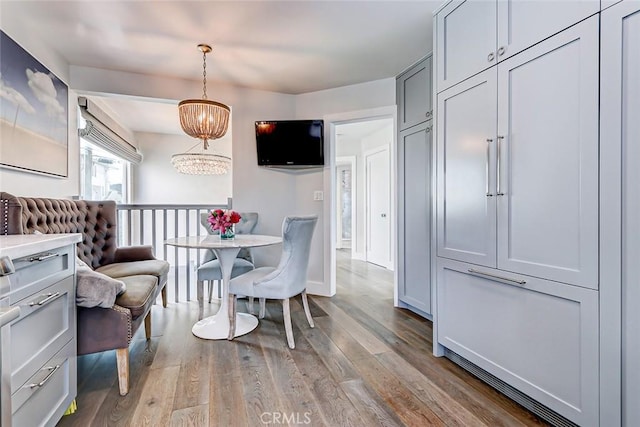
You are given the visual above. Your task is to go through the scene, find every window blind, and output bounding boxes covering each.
[77,96,142,164]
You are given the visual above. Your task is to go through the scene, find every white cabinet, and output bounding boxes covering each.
[398,122,432,314]
[436,258,598,425]
[0,236,79,427]
[601,2,640,425]
[436,0,599,91]
[437,16,599,288]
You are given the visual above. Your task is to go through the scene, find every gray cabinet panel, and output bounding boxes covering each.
[601,2,640,425]
[436,258,598,425]
[436,0,497,92]
[397,56,432,131]
[436,69,497,267]
[398,123,432,313]
[496,17,599,288]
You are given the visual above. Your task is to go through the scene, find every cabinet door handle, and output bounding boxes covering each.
[497,46,506,56]
[486,139,494,197]
[28,365,61,389]
[28,292,61,307]
[468,268,526,285]
[497,136,505,196]
[426,110,433,119]
[487,52,495,62]
[28,253,59,262]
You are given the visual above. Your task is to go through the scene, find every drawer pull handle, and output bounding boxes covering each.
[29,292,61,307]
[468,268,526,285]
[28,365,60,389]
[29,253,59,262]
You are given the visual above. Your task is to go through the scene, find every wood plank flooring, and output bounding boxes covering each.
[57,251,548,427]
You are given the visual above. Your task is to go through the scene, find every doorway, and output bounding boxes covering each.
[333,118,394,269]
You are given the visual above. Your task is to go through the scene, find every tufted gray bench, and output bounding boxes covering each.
[0,192,169,395]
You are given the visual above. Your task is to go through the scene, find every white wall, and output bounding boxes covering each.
[133,132,232,205]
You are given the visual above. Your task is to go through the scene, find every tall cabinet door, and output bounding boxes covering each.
[398,122,432,314]
[496,17,599,288]
[496,0,599,63]
[601,2,640,425]
[436,0,496,92]
[437,69,497,267]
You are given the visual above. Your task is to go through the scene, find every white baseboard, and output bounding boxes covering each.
[351,251,366,261]
[306,280,334,297]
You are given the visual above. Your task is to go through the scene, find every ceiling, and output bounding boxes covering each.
[2,0,440,137]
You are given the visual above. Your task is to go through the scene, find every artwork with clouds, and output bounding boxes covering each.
[1,30,68,177]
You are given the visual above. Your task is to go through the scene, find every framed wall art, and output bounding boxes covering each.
[0,30,68,177]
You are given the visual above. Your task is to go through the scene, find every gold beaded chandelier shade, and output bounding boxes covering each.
[178,99,230,149]
[175,43,231,175]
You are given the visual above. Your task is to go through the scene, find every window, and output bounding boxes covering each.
[80,138,129,202]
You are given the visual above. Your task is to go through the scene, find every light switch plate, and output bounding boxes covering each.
[313,191,324,201]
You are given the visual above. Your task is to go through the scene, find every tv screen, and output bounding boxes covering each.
[255,120,324,167]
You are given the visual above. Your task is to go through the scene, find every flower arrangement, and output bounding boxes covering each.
[207,209,241,239]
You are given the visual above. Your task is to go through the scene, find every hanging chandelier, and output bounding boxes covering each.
[171,141,231,175]
[175,43,231,175]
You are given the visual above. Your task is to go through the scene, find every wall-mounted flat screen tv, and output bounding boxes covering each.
[255,119,324,168]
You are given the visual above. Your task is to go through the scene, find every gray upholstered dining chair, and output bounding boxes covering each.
[226,215,318,349]
[197,212,259,303]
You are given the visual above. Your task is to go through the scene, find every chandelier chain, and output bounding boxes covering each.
[202,50,208,100]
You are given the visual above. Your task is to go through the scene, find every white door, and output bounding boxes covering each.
[436,69,498,268]
[496,16,599,289]
[366,147,391,268]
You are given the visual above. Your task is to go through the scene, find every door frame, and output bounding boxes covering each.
[322,106,397,297]
[364,145,393,269]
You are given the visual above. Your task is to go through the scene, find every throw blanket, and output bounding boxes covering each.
[76,258,126,308]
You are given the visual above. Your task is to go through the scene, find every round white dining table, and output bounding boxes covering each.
[164,234,282,340]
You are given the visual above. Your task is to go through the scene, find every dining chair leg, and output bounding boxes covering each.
[196,280,204,320]
[248,296,255,315]
[301,291,315,328]
[259,298,266,319]
[282,298,295,349]
[208,281,214,303]
[228,294,237,340]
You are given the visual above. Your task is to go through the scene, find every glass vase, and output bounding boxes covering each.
[220,225,235,240]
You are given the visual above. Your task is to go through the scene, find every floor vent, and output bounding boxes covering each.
[444,349,578,427]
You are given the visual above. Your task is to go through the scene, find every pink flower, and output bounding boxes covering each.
[207,209,241,234]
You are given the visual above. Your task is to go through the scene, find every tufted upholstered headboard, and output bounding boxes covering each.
[0,192,118,269]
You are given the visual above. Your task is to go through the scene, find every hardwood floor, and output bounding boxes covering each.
[58,251,548,427]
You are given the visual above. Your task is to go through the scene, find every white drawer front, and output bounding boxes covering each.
[436,258,598,425]
[9,245,74,304]
[10,276,75,394]
[12,339,76,427]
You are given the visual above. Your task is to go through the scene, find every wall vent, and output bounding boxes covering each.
[444,349,579,427]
